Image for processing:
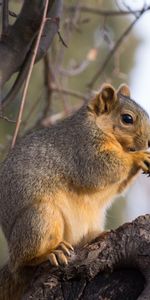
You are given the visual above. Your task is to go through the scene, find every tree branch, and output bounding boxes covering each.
[0,0,63,101]
[11,0,51,148]
[1,0,9,36]
[67,5,147,16]
[36,1,63,61]
[88,5,150,89]
[22,215,150,300]
[0,0,44,87]
[51,85,88,102]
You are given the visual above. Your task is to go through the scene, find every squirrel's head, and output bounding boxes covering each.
[88,83,150,151]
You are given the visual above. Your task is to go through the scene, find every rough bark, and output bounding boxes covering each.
[22,214,150,300]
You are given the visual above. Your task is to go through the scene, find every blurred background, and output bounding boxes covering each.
[0,0,150,266]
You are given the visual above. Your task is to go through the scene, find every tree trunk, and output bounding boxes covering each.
[22,214,150,300]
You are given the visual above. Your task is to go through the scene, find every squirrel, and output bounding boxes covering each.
[0,83,150,299]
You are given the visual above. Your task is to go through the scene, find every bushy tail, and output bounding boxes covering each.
[0,264,32,300]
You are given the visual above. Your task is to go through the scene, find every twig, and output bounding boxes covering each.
[0,1,17,18]
[1,4,62,109]
[11,0,50,149]
[8,10,17,18]
[0,114,16,123]
[2,0,9,36]
[88,6,150,89]
[67,5,146,16]
[54,0,81,73]
[43,54,54,116]
[51,85,88,102]
[46,16,68,48]
[25,86,87,130]
[48,64,71,115]
[60,60,91,76]
[22,55,86,131]
[121,0,140,18]
[57,30,68,48]
[60,48,98,77]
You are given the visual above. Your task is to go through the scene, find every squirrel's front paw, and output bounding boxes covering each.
[133,151,150,173]
[49,241,74,267]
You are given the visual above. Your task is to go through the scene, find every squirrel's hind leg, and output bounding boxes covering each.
[8,201,73,272]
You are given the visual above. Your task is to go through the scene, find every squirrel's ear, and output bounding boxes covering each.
[88,84,117,114]
[117,84,130,97]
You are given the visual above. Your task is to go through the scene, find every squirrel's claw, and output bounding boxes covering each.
[48,241,74,267]
[49,252,59,267]
[58,241,73,256]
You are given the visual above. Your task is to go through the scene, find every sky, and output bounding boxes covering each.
[124,0,150,219]
[125,0,150,114]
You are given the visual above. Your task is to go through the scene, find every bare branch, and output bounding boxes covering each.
[0,114,16,123]
[11,0,50,148]
[23,52,87,130]
[43,54,54,116]
[1,0,9,36]
[0,2,19,18]
[47,65,71,115]
[8,10,17,18]
[57,30,68,48]
[0,0,62,87]
[51,85,88,102]
[60,48,98,77]
[88,6,150,88]
[67,4,147,17]
[36,1,63,61]
[1,0,63,109]
[1,48,33,109]
[0,0,44,87]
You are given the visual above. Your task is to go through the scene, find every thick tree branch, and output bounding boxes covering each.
[11,0,51,148]
[36,1,63,61]
[1,48,33,109]
[0,0,44,86]
[22,215,150,300]
[0,0,63,101]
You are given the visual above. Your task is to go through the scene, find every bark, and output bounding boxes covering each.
[22,214,150,300]
[0,0,63,88]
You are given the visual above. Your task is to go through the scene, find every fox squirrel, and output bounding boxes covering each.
[0,83,150,299]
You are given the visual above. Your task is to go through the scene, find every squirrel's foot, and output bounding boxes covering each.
[49,241,74,267]
[133,151,150,173]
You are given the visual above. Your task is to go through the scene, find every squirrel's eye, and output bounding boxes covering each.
[121,114,133,125]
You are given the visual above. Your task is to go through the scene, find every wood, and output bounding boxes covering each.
[22,214,150,300]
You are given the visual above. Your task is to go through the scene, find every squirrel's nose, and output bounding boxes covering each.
[148,141,150,148]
